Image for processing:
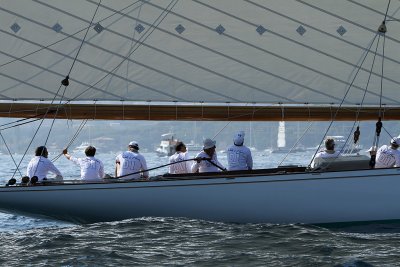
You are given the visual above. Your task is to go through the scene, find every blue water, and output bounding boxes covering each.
[0,151,399,266]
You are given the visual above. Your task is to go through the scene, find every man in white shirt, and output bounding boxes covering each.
[115,141,148,180]
[191,138,225,173]
[26,146,63,182]
[375,137,400,168]
[63,146,104,181]
[310,137,340,168]
[226,131,253,171]
[169,142,191,174]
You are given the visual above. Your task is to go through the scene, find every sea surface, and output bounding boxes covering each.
[0,150,399,266]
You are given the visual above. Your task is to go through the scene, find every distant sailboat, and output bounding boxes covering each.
[270,122,305,154]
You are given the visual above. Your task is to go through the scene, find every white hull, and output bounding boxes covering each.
[0,168,400,224]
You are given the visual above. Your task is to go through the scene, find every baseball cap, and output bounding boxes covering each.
[203,138,216,149]
[129,141,139,149]
[233,131,245,146]
[391,137,400,145]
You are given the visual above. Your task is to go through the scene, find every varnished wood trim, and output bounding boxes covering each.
[0,103,397,121]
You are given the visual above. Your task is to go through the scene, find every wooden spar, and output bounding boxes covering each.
[0,102,398,121]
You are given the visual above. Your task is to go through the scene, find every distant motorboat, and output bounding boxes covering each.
[155,133,179,157]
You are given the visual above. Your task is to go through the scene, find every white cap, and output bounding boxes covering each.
[233,131,245,146]
[203,138,216,150]
[128,141,139,149]
[391,137,400,145]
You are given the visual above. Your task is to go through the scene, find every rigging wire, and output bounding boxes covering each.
[278,121,314,166]
[113,157,222,180]
[38,1,102,163]
[370,0,391,168]
[51,119,89,162]
[0,117,43,131]
[0,113,45,128]
[4,1,104,179]
[327,32,383,159]
[66,0,179,102]
[0,131,22,177]
[308,33,379,168]
[44,86,69,146]
[66,0,102,77]
[308,0,392,169]
[44,0,179,162]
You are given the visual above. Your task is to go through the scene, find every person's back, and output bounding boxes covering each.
[191,138,225,173]
[314,150,340,159]
[27,146,62,181]
[169,142,191,174]
[192,151,223,173]
[63,146,104,181]
[311,138,340,169]
[116,141,148,180]
[375,138,400,168]
[227,131,253,171]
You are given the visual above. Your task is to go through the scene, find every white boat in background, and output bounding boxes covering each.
[0,1,400,225]
[155,133,179,157]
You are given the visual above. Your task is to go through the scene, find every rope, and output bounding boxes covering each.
[370,1,391,168]
[66,0,179,102]
[308,33,379,167]
[51,119,88,162]
[279,121,313,166]
[67,0,102,77]
[112,157,224,180]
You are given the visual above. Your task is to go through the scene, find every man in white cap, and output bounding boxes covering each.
[375,137,400,168]
[191,138,225,173]
[169,142,191,174]
[115,141,148,180]
[226,131,253,171]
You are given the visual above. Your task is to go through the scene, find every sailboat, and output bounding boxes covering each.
[270,121,305,153]
[0,1,400,224]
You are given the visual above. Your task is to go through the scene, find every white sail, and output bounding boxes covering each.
[0,0,399,107]
[277,121,286,148]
